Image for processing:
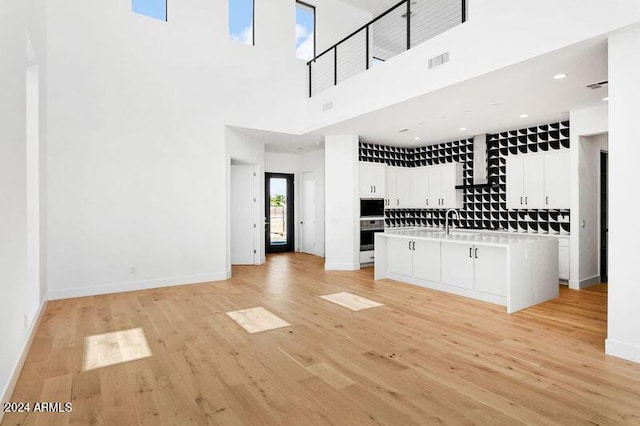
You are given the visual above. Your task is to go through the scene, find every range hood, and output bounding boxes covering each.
[455,133,498,190]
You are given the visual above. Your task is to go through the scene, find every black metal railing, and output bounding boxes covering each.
[306,0,466,97]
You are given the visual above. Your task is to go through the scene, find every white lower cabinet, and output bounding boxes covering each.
[441,243,507,296]
[441,243,474,289]
[558,238,569,280]
[473,245,507,296]
[387,237,440,281]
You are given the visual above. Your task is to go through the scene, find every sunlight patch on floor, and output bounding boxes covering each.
[83,327,152,371]
[226,307,291,333]
[319,292,384,311]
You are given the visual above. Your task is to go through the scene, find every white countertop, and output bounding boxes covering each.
[380,228,558,248]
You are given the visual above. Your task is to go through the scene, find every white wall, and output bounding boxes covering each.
[606,25,640,363]
[578,133,608,287]
[0,0,47,414]
[45,0,366,298]
[303,0,640,132]
[569,105,608,289]
[324,135,359,270]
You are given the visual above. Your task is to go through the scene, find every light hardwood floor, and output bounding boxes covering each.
[4,253,640,425]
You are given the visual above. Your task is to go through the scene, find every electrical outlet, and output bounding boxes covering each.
[130,267,137,276]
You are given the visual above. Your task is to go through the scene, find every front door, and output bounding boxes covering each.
[266,173,295,253]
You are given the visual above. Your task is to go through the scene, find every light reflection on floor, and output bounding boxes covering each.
[83,327,152,371]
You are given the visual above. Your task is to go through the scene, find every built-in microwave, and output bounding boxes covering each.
[360,198,384,218]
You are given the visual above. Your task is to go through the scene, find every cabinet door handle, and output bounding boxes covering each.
[546,196,549,205]
[469,247,473,258]
[373,186,376,193]
[426,198,428,206]
[525,196,528,205]
[409,241,412,251]
[412,241,416,251]
[475,248,478,259]
[520,196,523,205]
[396,199,399,206]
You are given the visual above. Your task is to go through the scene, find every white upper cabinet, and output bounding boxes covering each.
[506,151,569,210]
[395,168,413,209]
[543,151,570,209]
[439,163,464,209]
[359,162,386,198]
[411,167,430,209]
[427,163,463,209]
[385,166,398,208]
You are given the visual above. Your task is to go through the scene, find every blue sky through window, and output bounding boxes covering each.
[132,0,167,21]
[229,0,254,45]
[296,3,315,60]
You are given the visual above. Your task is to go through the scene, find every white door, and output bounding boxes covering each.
[231,165,257,265]
[505,156,524,209]
[544,151,570,209]
[412,239,441,282]
[411,167,430,209]
[523,154,545,208]
[441,243,474,289]
[301,172,316,255]
[473,245,507,296]
[388,237,413,276]
[428,166,442,208]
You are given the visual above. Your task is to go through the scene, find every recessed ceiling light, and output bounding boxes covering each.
[489,102,500,107]
[520,114,529,118]
[603,96,609,101]
[414,137,421,141]
[459,127,467,131]
[398,128,410,133]
[553,73,568,80]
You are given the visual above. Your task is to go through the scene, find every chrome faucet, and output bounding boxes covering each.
[445,209,459,235]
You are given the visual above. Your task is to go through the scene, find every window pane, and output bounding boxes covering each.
[296,2,315,60]
[132,0,167,21]
[270,178,288,245]
[229,0,254,45]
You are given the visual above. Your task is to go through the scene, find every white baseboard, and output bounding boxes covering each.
[579,275,602,289]
[324,262,360,271]
[0,296,48,424]
[48,272,230,300]
[606,338,640,364]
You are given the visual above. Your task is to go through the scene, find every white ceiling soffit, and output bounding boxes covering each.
[339,0,399,16]
[309,36,608,147]
[230,126,324,154]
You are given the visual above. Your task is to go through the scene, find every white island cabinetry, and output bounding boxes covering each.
[375,230,559,313]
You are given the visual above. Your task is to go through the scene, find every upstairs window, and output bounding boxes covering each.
[132,0,167,21]
[296,1,315,60]
[229,0,255,45]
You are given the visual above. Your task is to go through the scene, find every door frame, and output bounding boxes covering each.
[265,173,295,253]
[599,150,608,282]
[301,172,317,255]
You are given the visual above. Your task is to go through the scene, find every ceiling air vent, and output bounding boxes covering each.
[428,52,450,70]
[586,80,608,90]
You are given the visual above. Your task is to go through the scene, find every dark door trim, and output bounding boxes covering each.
[265,173,295,253]
[600,151,608,282]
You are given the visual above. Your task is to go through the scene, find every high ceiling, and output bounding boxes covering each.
[340,0,399,16]
[241,36,608,153]
[311,36,608,147]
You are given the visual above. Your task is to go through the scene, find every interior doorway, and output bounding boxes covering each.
[600,151,608,283]
[265,173,294,253]
[301,172,317,254]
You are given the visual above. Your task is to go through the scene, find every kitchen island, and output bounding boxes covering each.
[374,229,559,313]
